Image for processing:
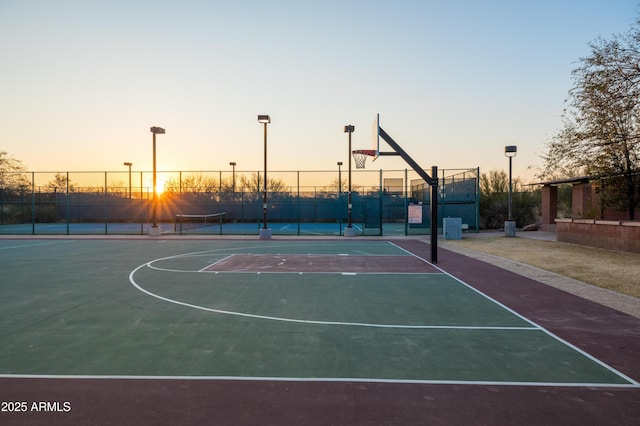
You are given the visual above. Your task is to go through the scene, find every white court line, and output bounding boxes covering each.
[129,259,537,331]
[388,241,640,387]
[198,254,236,272]
[0,374,636,388]
[0,241,71,250]
[127,241,638,386]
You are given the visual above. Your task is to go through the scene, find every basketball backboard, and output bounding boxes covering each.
[371,113,380,161]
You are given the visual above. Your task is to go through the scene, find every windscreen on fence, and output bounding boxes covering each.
[0,169,479,236]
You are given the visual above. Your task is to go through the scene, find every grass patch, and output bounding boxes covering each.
[446,236,640,298]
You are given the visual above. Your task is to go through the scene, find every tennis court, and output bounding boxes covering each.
[1,237,639,425]
[0,221,413,236]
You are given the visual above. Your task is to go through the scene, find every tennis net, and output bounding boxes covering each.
[174,213,226,233]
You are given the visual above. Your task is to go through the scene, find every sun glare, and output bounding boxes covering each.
[156,177,166,195]
[146,175,167,195]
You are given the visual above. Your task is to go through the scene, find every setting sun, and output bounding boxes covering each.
[156,177,166,195]
[146,175,167,195]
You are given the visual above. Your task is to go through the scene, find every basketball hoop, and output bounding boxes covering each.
[352,149,377,169]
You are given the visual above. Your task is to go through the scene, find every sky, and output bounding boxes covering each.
[1,0,638,183]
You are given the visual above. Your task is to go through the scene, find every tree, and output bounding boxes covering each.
[479,170,538,229]
[0,150,29,190]
[164,174,219,194]
[480,169,509,196]
[540,16,640,219]
[46,173,76,192]
[239,173,288,193]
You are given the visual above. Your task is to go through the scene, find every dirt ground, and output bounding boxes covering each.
[442,235,640,299]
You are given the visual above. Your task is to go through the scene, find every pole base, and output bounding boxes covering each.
[343,226,356,237]
[149,225,162,237]
[259,228,272,240]
[504,220,517,237]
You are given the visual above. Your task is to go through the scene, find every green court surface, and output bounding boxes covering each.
[0,239,635,386]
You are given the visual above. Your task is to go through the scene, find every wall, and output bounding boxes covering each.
[556,218,640,254]
[540,185,557,232]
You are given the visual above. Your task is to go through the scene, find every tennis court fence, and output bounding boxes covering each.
[0,168,479,236]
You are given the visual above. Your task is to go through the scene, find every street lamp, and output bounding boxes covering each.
[504,145,517,237]
[337,161,343,194]
[344,125,355,237]
[257,115,271,239]
[150,126,165,236]
[123,162,132,199]
[229,161,237,194]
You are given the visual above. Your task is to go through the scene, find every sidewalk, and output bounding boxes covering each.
[440,231,640,318]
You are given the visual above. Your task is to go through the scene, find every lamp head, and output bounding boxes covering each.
[337,161,343,166]
[344,125,355,133]
[257,115,271,124]
[229,162,236,166]
[150,126,165,134]
[504,145,517,157]
[123,162,132,167]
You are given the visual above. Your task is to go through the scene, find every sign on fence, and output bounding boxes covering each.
[408,204,423,224]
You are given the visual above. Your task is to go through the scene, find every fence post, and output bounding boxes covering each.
[31,172,35,235]
[219,170,223,235]
[297,171,300,235]
[140,171,144,235]
[66,172,70,235]
[431,166,438,263]
[104,171,108,235]
[404,169,408,236]
[475,167,480,233]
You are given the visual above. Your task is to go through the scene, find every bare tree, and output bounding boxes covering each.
[164,174,219,194]
[0,150,29,190]
[540,16,640,219]
[46,173,76,193]
[239,173,287,193]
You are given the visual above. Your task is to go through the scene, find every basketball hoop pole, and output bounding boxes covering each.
[431,165,438,263]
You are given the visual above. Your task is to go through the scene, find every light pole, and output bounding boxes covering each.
[150,126,165,236]
[344,125,356,237]
[123,162,132,199]
[229,161,236,194]
[337,161,343,232]
[504,145,517,237]
[258,115,271,239]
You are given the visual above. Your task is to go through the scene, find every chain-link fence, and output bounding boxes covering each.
[0,168,479,236]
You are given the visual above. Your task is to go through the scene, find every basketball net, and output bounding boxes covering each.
[353,152,367,169]
[352,150,376,169]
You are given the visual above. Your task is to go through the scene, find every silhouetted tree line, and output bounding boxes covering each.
[479,170,540,230]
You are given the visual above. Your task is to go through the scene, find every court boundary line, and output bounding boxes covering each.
[152,255,444,275]
[198,254,236,272]
[389,241,640,387]
[151,253,432,274]
[127,242,636,390]
[3,239,637,388]
[129,245,537,330]
[0,240,72,250]
[130,261,538,330]
[0,374,637,388]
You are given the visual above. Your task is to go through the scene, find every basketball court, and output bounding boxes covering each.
[1,115,638,424]
[1,236,639,425]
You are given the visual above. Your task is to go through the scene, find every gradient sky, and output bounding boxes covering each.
[1,0,637,182]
